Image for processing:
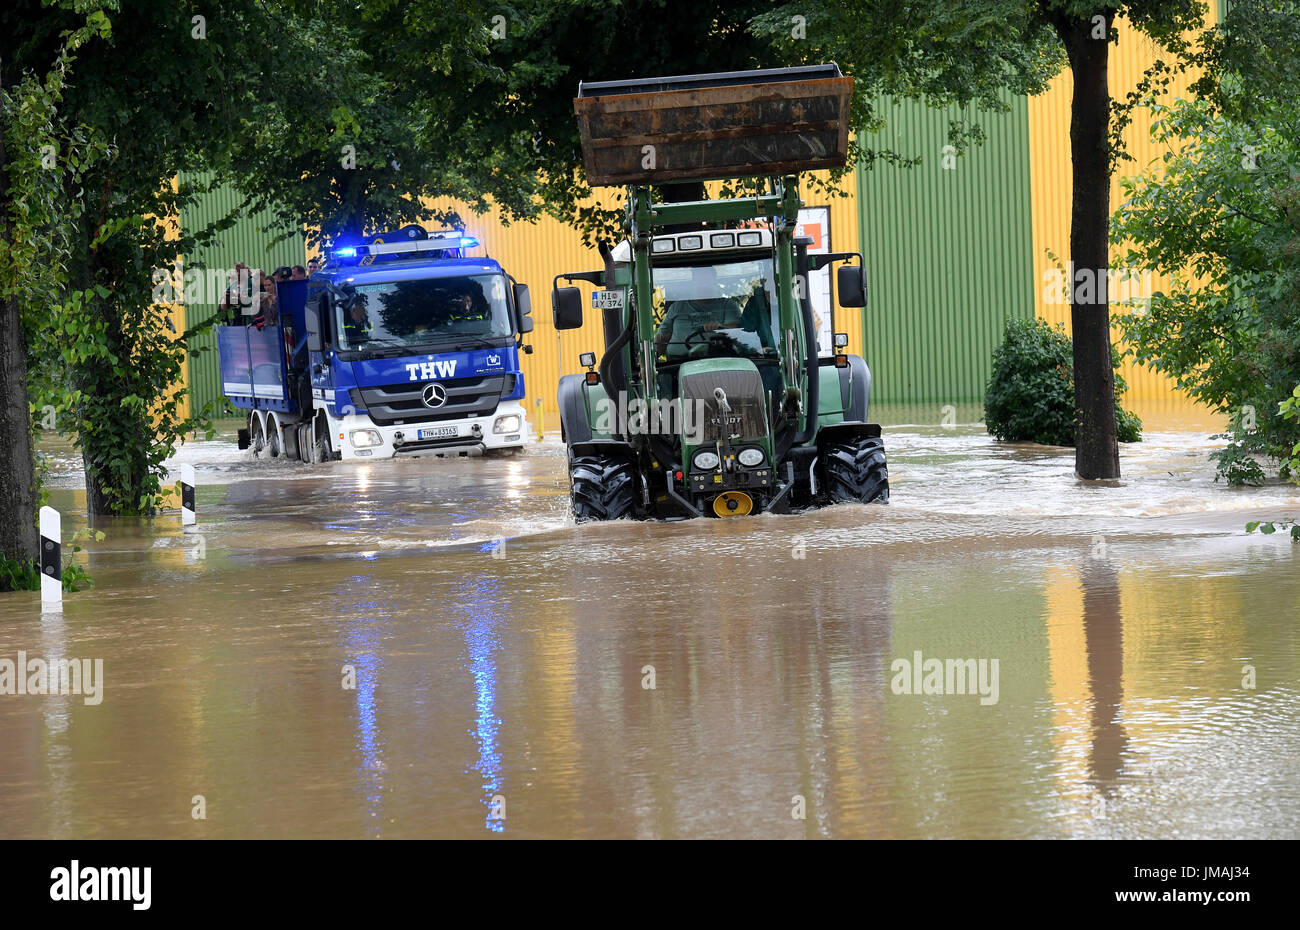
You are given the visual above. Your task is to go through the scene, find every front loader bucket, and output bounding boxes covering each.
[574,64,853,187]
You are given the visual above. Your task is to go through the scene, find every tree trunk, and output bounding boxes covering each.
[1060,13,1121,479]
[0,137,40,565]
[0,294,39,564]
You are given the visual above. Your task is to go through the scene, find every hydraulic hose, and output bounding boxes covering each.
[793,243,820,445]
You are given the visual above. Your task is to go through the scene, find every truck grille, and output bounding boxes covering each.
[354,375,505,425]
[679,368,768,442]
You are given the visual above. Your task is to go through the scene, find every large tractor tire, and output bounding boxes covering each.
[822,436,889,505]
[569,455,637,523]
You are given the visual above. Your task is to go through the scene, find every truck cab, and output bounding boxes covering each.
[219,226,534,461]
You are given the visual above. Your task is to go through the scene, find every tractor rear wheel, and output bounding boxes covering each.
[822,436,889,504]
[569,455,637,523]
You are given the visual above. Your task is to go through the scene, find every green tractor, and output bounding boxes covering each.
[553,65,888,521]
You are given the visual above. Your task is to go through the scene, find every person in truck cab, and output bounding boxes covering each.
[342,298,373,344]
[450,287,487,322]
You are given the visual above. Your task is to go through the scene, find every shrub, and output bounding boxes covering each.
[984,317,1142,446]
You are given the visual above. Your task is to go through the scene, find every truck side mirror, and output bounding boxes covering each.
[305,303,323,352]
[837,265,867,308]
[553,286,583,330]
[512,283,534,334]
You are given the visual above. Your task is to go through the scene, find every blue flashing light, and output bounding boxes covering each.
[460,236,480,249]
[334,246,358,258]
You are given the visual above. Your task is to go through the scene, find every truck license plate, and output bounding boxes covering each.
[418,426,458,440]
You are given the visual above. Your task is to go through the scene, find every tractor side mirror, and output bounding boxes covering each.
[305,302,323,352]
[512,283,534,334]
[837,265,867,308]
[553,286,584,330]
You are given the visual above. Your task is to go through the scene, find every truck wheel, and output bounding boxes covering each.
[266,419,281,458]
[569,455,637,523]
[822,436,889,504]
[249,415,265,457]
[313,419,335,463]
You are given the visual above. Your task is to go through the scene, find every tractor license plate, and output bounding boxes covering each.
[591,289,625,310]
[418,426,458,440]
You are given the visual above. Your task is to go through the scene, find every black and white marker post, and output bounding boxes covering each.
[180,464,196,528]
[39,505,61,606]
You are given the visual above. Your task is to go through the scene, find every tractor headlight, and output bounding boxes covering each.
[692,450,720,471]
[737,447,765,467]
[349,429,382,448]
[493,414,521,434]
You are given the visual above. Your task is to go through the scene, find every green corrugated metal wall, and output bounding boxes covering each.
[856,95,1036,404]
[179,172,306,416]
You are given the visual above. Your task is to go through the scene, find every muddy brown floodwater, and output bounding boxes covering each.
[1,404,1298,838]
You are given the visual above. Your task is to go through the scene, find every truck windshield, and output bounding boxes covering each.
[332,273,512,351]
[651,257,778,363]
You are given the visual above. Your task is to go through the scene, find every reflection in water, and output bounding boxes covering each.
[458,576,505,833]
[38,604,72,835]
[1082,561,1129,795]
[1,420,1296,838]
[339,575,386,836]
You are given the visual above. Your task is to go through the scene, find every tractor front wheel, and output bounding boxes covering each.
[822,436,889,505]
[569,455,637,523]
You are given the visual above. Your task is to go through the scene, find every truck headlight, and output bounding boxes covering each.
[493,414,521,434]
[692,450,720,471]
[737,448,765,467]
[349,429,382,448]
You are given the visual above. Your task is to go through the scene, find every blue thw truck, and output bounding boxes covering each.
[217,226,535,461]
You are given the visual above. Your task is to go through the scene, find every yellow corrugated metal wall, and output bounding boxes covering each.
[431,168,862,425]
[1028,9,1216,402]
[164,178,190,420]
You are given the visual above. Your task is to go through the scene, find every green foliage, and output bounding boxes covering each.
[0,557,42,593]
[1245,382,1300,537]
[1246,519,1300,542]
[3,0,291,515]
[0,528,102,593]
[1280,384,1300,474]
[985,317,1142,446]
[1111,4,1300,485]
[0,558,95,593]
[0,3,112,548]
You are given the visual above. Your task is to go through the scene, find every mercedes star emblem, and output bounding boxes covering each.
[421,382,448,408]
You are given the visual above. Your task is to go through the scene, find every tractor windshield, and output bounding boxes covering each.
[651,257,778,364]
